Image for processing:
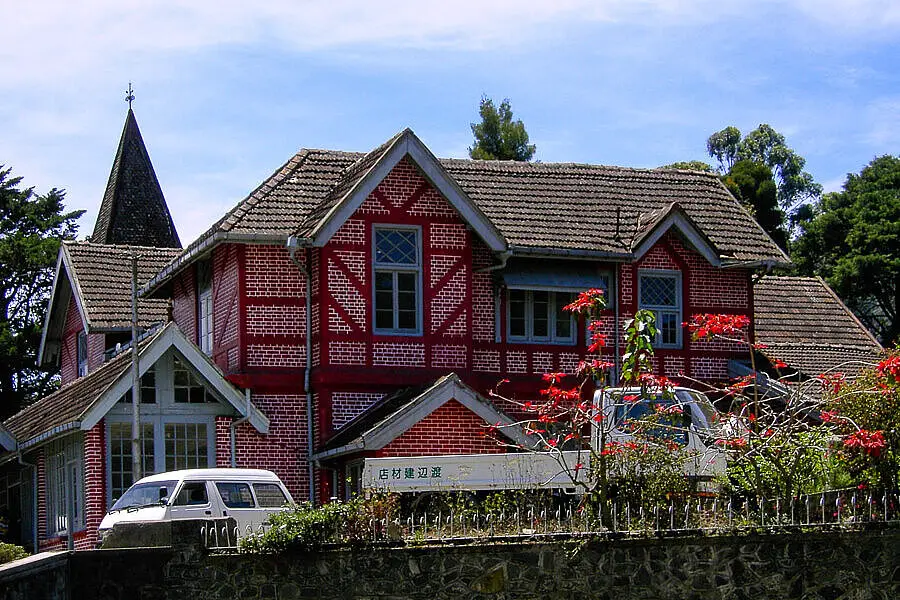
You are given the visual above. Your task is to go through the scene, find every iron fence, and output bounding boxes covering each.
[202,487,900,551]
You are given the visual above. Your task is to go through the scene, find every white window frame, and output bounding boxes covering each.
[46,434,84,536]
[372,225,423,336]
[638,270,682,349]
[104,350,228,506]
[506,288,578,345]
[197,260,213,356]
[77,331,88,377]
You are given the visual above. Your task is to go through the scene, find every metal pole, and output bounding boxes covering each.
[130,255,142,483]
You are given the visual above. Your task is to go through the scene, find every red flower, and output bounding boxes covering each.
[844,429,887,458]
[875,356,900,385]
[686,314,750,341]
[564,289,606,315]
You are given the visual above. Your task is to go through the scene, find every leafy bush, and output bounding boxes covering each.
[0,542,29,565]
[240,494,400,554]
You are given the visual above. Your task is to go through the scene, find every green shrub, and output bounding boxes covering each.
[0,542,29,565]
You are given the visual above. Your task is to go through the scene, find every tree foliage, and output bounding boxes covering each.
[793,155,900,345]
[660,160,715,173]
[0,166,83,419]
[723,160,788,252]
[707,124,822,212]
[469,97,536,161]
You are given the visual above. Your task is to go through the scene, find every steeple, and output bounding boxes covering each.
[91,99,182,248]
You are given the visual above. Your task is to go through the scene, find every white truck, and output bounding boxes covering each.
[359,387,727,495]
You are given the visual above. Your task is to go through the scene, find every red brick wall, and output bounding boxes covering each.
[60,299,83,385]
[376,400,505,457]
[212,244,242,372]
[81,423,105,549]
[171,267,197,342]
[243,245,306,372]
[627,230,751,382]
[214,394,310,503]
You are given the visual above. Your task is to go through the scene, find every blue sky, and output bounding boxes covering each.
[1,1,897,244]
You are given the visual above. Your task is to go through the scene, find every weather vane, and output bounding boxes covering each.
[125,82,135,109]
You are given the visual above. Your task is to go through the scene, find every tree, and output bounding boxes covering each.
[793,155,900,345]
[707,124,822,213]
[723,160,788,251]
[660,161,716,173]
[0,166,83,419]
[469,97,536,161]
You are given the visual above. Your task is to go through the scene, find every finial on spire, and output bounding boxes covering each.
[125,82,135,109]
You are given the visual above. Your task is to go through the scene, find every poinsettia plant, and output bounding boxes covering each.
[490,289,706,525]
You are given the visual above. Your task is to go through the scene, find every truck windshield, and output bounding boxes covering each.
[613,396,689,445]
[111,480,177,511]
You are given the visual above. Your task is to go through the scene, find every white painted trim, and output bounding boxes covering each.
[78,324,269,434]
[309,131,507,252]
[633,210,721,267]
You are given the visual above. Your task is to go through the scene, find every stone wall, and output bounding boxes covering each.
[3,521,899,599]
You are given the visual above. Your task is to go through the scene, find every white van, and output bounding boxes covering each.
[98,468,293,543]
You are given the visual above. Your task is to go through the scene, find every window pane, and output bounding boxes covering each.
[555,292,574,339]
[532,291,549,338]
[174,482,208,506]
[216,482,255,508]
[109,423,155,502]
[253,483,288,508]
[509,290,526,337]
[660,312,678,345]
[396,273,417,330]
[641,276,677,307]
[164,423,208,472]
[375,229,417,265]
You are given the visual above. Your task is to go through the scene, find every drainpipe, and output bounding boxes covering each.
[16,449,38,553]
[474,250,512,274]
[476,251,512,344]
[287,236,316,504]
[229,389,251,467]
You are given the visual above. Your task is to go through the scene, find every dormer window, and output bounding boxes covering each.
[197,260,213,355]
[373,226,421,335]
[77,332,88,377]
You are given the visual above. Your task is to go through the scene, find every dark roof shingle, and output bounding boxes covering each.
[148,131,789,291]
[65,242,181,330]
[4,328,165,443]
[91,109,181,249]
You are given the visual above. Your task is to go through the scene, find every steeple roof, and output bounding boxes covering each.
[91,108,181,248]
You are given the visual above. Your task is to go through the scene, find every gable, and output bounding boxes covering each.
[314,374,529,460]
[377,400,506,457]
[304,130,506,253]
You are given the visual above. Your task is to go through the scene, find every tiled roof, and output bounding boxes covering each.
[65,242,181,330]
[754,276,881,349]
[91,109,181,249]
[753,276,883,379]
[759,344,881,380]
[4,328,164,444]
[148,131,788,292]
[441,160,785,262]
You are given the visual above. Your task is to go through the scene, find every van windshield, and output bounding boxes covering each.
[111,480,177,511]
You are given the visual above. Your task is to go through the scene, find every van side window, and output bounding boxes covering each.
[174,482,208,506]
[216,482,255,508]
[253,483,288,508]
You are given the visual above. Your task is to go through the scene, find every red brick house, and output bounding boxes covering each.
[1,110,807,550]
